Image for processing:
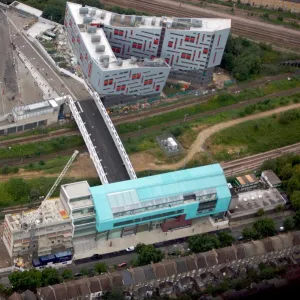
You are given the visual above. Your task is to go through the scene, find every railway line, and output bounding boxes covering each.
[112,73,292,124]
[221,142,300,176]
[103,0,300,50]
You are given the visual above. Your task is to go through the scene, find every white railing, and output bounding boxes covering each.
[92,92,137,180]
[67,95,109,184]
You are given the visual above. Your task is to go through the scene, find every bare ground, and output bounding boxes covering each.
[129,103,300,171]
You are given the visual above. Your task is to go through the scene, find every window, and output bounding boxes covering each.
[185,36,190,42]
[203,48,208,54]
[190,36,195,43]
[154,39,159,45]
[155,85,160,91]
[109,79,113,85]
[104,80,108,86]
[132,42,142,49]
[144,79,152,85]
[181,53,191,60]
[168,41,173,47]
[197,200,217,214]
[116,85,126,91]
[132,73,141,80]
[104,79,113,86]
[165,58,169,64]
[181,53,186,59]
[119,30,124,36]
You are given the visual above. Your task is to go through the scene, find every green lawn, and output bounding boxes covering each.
[117,77,300,135]
[208,108,300,161]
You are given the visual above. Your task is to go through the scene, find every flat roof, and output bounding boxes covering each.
[11,1,43,17]
[62,181,91,199]
[262,170,282,185]
[236,174,258,186]
[90,163,230,222]
[67,2,230,32]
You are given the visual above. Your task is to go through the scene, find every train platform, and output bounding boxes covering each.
[76,99,130,183]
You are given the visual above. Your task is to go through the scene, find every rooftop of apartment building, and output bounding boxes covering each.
[90,163,230,223]
[6,199,70,232]
[67,2,231,32]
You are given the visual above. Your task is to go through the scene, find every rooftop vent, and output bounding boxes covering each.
[91,35,101,43]
[151,17,156,26]
[130,56,137,64]
[100,55,110,62]
[90,9,96,16]
[121,14,125,24]
[141,17,145,25]
[83,16,93,24]
[102,60,109,68]
[87,26,97,33]
[79,7,89,15]
[130,15,136,26]
[95,45,105,52]
[100,11,106,19]
[116,58,123,66]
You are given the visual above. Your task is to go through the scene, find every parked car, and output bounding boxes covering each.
[74,273,82,277]
[168,251,176,256]
[91,254,102,260]
[118,262,127,268]
[126,246,135,252]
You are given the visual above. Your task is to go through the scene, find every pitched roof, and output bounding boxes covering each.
[141,265,156,281]
[64,281,79,298]
[174,258,188,273]
[184,256,197,271]
[153,262,167,278]
[196,254,207,268]
[163,260,176,276]
[75,278,91,296]
[52,283,67,300]
[22,290,37,300]
[88,277,101,293]
[97,274,112,290]
[8,293,22,300]
[110,272,123,287]
[37,286,55,300]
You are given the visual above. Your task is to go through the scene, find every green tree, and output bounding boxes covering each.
[61,269,73,280]
[42,5,62,23]
[257,208,265,217]
[103,288,125,300]
[291,191,300,210]
[293,211,300,227]
[188,234,220,253]
[5,178,30,202]
[94,262,107,274]
[253,218,276,238]
[136,243,164,265]
[260,267,275,280]
[242,227,255,240]
[41,268,62,286]
[283,217,295,231]
[217,231,235,247]
[8,269,42,290]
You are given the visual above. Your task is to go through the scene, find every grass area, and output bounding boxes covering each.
[0,136,84,159]
[0,122,77,142]
[123,94,300,156]
[22,156,71,174]
[118,77,300,135]
[207,108,300,161]
[0,177,101,208]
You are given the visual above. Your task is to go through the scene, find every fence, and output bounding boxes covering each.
[67,95,109,184]
[92,92,137,180]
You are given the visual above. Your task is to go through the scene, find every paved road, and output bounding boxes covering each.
[6,10,90,101]
[0,8,18,115]
[79,99,130,183]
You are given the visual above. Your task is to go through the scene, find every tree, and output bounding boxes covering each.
[102,288,125,300]
[5,178,30,202]
[136,244,164,266]
[41,268,62,286]
[283,217,295,231]
[291,191,300,210]
[42,5,62,23]
[218,232,235,247]
[253,218,276,238]
[188,234,220,253]
[257,208,265,217]
[61,269,73,280]
[94,262,107,274]
[242,227,255,240]
[293,211,300,227]
[8,269,42,290]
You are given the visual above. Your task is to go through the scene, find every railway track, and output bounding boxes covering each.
[121,86,300,138]
[112,73,292,125]
[221,142,300,176]
[0,129,80,148]
[104,0,300,50]
[0,146,86,168]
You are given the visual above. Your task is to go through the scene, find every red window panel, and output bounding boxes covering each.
[186,54,191,60]
[132,43,137,49]
[185,36,190,42]
[144,80,149,85]
[190,37,195,43]
[154,39,159,45]
[116,86,121,91]
[119,30,124,36]
[165,58,169,64]
[114,29,119,35]
[181,53,186,59]
[156,85,160,91]
[111,47,115,52]
[168,41,173,47]
[217,35,221,47]
[203,48,208,54]
[104,80,108,86]
[151,55,155,60]
[116,48,121,53]
[109,79,113,85]
[137,43,142,49]
[148,79,153,84]
[121,85,126,90]
[132,74,137,79]
[137,73,141,79]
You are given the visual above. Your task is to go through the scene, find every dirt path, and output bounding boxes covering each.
[130,103,300,171]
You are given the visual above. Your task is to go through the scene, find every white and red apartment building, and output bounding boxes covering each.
[65,2,231,105]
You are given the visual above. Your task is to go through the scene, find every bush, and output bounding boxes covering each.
[257,208,265,216]
[94,263,107,274]
[135,243,164,265]
[283,217,295,231]
[188,234,220,253]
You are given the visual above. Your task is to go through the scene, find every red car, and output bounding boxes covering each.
[118,262,127,268]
